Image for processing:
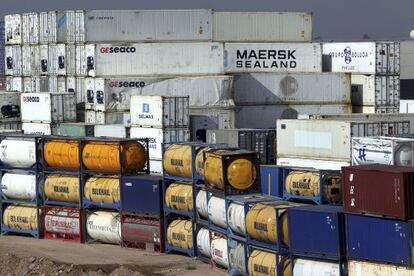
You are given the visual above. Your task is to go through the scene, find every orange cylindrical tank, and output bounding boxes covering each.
[44,140,80,169]
[82,141,146,172]
[163,144,204,178]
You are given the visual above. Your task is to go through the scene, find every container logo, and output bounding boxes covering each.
[100,47,136,54]
[235,49,297,69]
[22,96,40,103]
[358,148,367,161]
[327,47,369,64]
[344,47,352,64]
[109,81,146,88]
[142,103,150,113]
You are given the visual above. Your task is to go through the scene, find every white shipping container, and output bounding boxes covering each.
[22,13,39,45]
[66,44,76,76]
[130,96,189,128]
[322,42,400,74]
[39,45,49,75]
[85,78,95,110]
[352,106,400,114]
[21,92,76,123]
[75,45,86,76]
[236,104,352,129]
[57,10,85,43]
[213,12,312,42]
[276,119,410,162]
[23,76,60,93]
[348,260,414,276]
[400,100,414,113]
[276,157,350,171]
[48,44,66,76]
[94,43,224,76]
[0,92,20,120]
[149,159,162,174]
[22,45,40,76]
[130,127,190,159]
[39,11,57,44]
[22,122,52,135]
[5,14,22,45]
[85,10,212,42]
[6,77,22,92]
[224,43,322,73]
[190,107,235,141]
[233,72,350,104]
[5,45,22,76]
[104,111,130,125]
[94,124,129,138]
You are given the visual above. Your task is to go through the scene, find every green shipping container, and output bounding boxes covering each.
[55,123,94,137]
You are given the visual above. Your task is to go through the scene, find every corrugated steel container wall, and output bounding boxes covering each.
[39,11,57,44]
[348,260,414,275]
[346,214,414,266]
[48,44,66,76]
[22,45,39,76]
[0,119,21,131]
[213,12,312,42]
[233,72,350,105]
[6,76,22,92]
[400,41,414,100]
[55,122,94,137]
[85,9,212,42]
[5,14,22,45]
[39,44,49,75]
[352,105,400,114]
[75,44,86,76]
[57,10,84,43]
[236,104,352,129]
[224,43,322,73]
[66,44,76,76]
[189,107,236,140]
[343,165,414,219]
[0,21,5,75]
[22,13,39,45]
[288,205,345,258]
[94,124,129,138]
[5,45,21,76]
[94,42,224,76]
[75,77,85,105]
[120,175,163,215]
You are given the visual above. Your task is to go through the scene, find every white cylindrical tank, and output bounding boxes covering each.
[211,237,229,268]
[208,196,226,228]
[229,242,246,275]
[1,173,36,200]
[294,259,340,276]
[196,228,211,257]
[227,202,246,236]
[0,139,37,168]
[196,190,208,218]
[86,211,121,244]
[44,208,80,235]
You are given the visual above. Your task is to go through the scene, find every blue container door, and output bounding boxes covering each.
[346,215,412,266]
[260,165,283,197]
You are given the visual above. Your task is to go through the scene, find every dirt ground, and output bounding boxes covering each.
[0,236,226,276]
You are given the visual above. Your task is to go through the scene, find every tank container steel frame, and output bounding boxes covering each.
[205,191,227,236]
[0,202,43,238]
[194,183,208,227]
[0,169,43,205]
[163,214,196,257]
[194,223,213,265]
[42,170,83,208]
[227,236,248,276]
[246,245,290,276]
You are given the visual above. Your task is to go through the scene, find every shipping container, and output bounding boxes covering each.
[400,41,414,99]
[57,10,84,44]
[75,45,86,76]
[22,122,52,135]
[352,105,400,114]
[6,76,22,92]
[39,45,49,75]
[21,92,76,123]
[288,205,345,259]
[23,76,50,93]
[343,165,414,219]
[130,127,190,159]
[351,74,400,108]
[323,41,400,74]
[277,158,350,171]
[213,12,312,42]
[84,77,94,110]
[39,11,57,44]
[48,44,66,76]
[55,122,94,137]
[236,104,352,129]
[0,119,21,131]
[346,214,414,266]
[120,175,162,215]
[22,45,39,76]
[94,42,224,76]
[233,72,350,105]
[277,119,410,163]
[149,159,163,174]
[224,43,322,73]
[0,92,20,120]
[104,111,130,125]
[75,77,85,104]
[85,10,212,42]
[22,13,39,45]
[190,107,235,141]
[84,44,94,76]
[66,44,76,76]
[400,99,414,113]
[5,45,21,76]
[348,260,414,276]
[5,14,22,45]
[94,124,129,138]
[206,129,276,164]
[130,96,189,128]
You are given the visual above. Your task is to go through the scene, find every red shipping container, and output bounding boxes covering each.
[343,165,414,220]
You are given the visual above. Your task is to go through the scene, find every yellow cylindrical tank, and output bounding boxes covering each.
[204,150,256,190]
[165,182,193,211]
[248,250,291,276]
[163,144,197,178]
[82,141,146,173]
[44,175,80,203]
[246,203,289,245]
[167,219,193,249]
[3,205,41,231]
[285,171,342,203]
[195,147,211,177]
[84,177,120,204]
[44,140,79,169]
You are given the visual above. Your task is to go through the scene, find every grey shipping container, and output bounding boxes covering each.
[213,12,312,42]
[351,75,400,107]
[206,129,276,164]
[0,91,20,120]
[400,40,414,99]
[85,10,213,42]
[352,106,400,114]
[190,107,235,142]
[55,122,94,137]
[57,10,84,44]
[0,21,5,75]
[0,118,21,131]
[233,72,351,105]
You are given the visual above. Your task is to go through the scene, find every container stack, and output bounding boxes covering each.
[130,96,190,174]
[0,134,43,238]
[323,42,400,114]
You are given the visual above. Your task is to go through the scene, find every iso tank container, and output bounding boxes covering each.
[22,123,53,135]
[86,210,121,244]
[5,14,21,45]
[2,205,42,236]
[224,43,322,73]
[346,214,414,266]
[348,260,414,276]
[0,92,20,120]
[21,92,76,123]
[22,45,39,76]
[85,10,212,42]
[6,76,22,92]
[322,41,400,74]
[213,12,312,42]
[39,11,57,44]
[93,43,224,76]
[130,96,189,128]
[343,165,414,220]
[22,13,39,45]
[277,119,410,163]
[5,45,21,76]
[0,172,37,201]
[44,206,83,242]
[121,214,163,251]
[351,136,414,166]
[57,10,84,44]
[233,72,350,105]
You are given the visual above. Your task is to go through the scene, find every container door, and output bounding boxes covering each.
[163,97,175,127]
[66,77,76,93]
[75,10,85,43]
[66,44,76,76]
[94,78,105,112]
[39,76,49,92]
[63,94,76,121]
[75,45,86,76]
[57,77,66,93]
[175,97,189,127]
[48,11,57,44]
[85,78,95,110]
[49,76,57,92]
[39,45,49,75]
[13,46,22,76]
[22,45,31,76]
[76,77,85,105]
[39,12,48,44]
[190,115,218,142]
[31,46,40,76]
[376,43,388,74]
[23,77,32,92]
[55,44,66,76]
[50,94,63,122]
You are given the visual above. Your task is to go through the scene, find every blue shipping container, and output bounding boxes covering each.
[120,175,163,216]
[288,205,345,260]
[260,165,283,197]
[346,214,414,266]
